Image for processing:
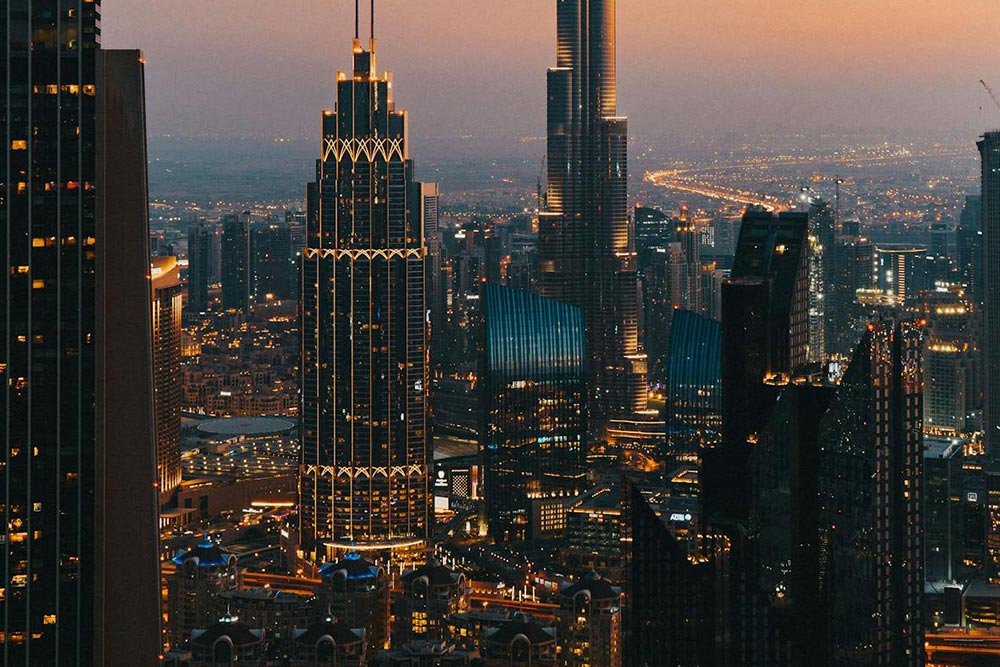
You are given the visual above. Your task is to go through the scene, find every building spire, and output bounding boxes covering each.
[370,0,375,40]
[354,0,359,39]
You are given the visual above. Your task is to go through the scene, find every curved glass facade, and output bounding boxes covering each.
[481,284,587,541]
[665,310,721,446]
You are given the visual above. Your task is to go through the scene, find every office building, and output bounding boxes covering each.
[539,0,647,426]
[675,204,703,316]
[924,436,966,585]
[392,560,468,645]
[979,132,1000,460]
[818,320,924,665]
[292,618,367,667]
[221,212,251,312]
[634,205,674,268]
[875,245,930,302]
[625,486,721,667]
[664,309,722,450]
[152,256,184,506]
[807,199,831,362]
[299,19,431,561]
[921,289,977,436]
[824,234,875,357]
[3,9,161,661]
[706,208,809,522]
[957,194,982,305]
[556,572,622,667]
[641,241,684,383]
[317,553,390,652]
[480,284,587,541]
[251,221,293,302]
[186,222,216,314]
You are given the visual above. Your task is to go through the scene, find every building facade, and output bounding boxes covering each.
[152,257,184,506]
[539,0,647,427]
[3,8,160,663]
[818,320,924,665]
[979,132,1000,460]
[480,283,587,541]
[299,28,431,560]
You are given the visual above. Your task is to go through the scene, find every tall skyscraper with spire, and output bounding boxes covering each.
[299,3,431,564]
[539,0,647,428]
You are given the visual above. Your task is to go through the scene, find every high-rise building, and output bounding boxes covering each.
[221,212,251,313]
[924,436,966,585]
[299,20,430,562]
[167,541,241,649]
[675,204,703,316]
[818,320,924,665]
[921,289,977,436]
[634,205,674,269]
[625,486,721,667]
[957,194,982,305]
[251,222,293,302]
[540,0,647,427]
[875,245,930,302]
[3,7,161,661]
[705,208,809,522]
[641,241,684,384]
[979,132,1000,460]
[480,283,587,541]
[807,199,830,362]
[152,257,184,506]
[664,309,722,450]
[186,222,215,314]
[825,234,875,357]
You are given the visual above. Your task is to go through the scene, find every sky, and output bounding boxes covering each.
[102,0,1000,143]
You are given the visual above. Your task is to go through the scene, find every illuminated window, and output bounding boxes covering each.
[11,140,26,150]
[17,183,27,194]
[42,615,56,625]
[32,280,45,290]
[32,238,45,248]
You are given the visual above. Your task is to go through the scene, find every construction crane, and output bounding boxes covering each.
[980,79,1000,115]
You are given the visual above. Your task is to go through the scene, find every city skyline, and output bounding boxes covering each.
[103,0,1000,144]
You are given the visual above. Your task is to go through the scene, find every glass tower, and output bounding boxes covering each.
[480,284,587,541]
[299,25,430,562]
[540,0,647,427]
[2,2,99,662]
[978,132,1000,460]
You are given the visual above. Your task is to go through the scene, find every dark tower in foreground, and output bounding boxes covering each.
[540,0,647,429]
[980,132,1000,460]
[819,320,924,666]
[299,13,430,564]
[3,4,160,659]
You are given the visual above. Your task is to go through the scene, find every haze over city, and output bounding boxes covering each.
[104,0,1000,143]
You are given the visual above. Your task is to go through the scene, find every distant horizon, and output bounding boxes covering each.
[103,0,1000,146]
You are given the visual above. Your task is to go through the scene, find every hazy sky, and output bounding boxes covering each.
[103,0,1000,142]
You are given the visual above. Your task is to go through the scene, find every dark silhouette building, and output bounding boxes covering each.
[818,320,925,665]
[299,20,431,562]
[186,222,216,314]
[251,222,293,302]
[480,283,587,541]
[625,486,721,667]
[979,132,1000,460]
[705,207,809,523]
[221,213,251,313]
[3,7,161,660]
[539,0,647,427]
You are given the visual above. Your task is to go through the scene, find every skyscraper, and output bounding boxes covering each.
[818,320,924,665]
[705,208,809,522]
[540,0,647,428]
[186,222,214,314]
[480,283,587,541]
[3,4,160,658]
[979,132,1000,460]
[251,221,293,302]
[152,256,184,506]
[221,212,251,313]
[299,15,430,563]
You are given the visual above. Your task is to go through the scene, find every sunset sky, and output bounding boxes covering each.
[102,0,1000,141]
